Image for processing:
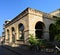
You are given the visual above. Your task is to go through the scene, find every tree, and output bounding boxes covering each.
[55,34,60,42]
[55,17,60,34]
[54,17,60,42]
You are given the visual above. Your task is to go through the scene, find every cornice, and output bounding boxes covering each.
[5,7,45,28]
[5,7,57,28]
[5,8,29,28]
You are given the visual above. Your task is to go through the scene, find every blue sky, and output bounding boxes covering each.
[0,0,60,36]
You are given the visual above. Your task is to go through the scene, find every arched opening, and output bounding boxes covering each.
[49,24,57,41]
[12,27,15,43]
[7,29,10,42]
[18,23,24,40]
[35,21,45,39]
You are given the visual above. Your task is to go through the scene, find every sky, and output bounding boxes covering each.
[0,0,60,36]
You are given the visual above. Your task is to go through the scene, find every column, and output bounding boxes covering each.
[43,27,49,40]
[9,27,12,43]
[15,25,19,40]
[5,29,8,44]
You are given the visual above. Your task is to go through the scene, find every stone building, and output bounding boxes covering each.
[4,8,60,46]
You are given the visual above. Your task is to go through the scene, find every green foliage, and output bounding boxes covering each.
[38,39,46,46]
[29,34,46,46]
[54,34,60,42]
[54,17,60,42]
[29,34,39,46]
[55,18,60,31]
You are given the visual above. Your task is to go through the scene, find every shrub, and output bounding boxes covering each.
[29,34,46,46]
[29,34,39,46]
[54,34,60,42]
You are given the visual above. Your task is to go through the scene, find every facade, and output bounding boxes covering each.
[4,8,60,46]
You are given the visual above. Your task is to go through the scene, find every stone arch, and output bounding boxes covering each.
[11,27,16,43]
[49,23,56,41]
[7,29,10,42]
[35,21,45,39]
[18,23,24,40]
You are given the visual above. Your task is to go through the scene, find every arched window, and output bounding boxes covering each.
[35,21,45,39]
[12,27,15,43]
[49,24,57,41]
[18,23,24,40]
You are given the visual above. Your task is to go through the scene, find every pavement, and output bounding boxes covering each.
[0,45,21,55]
[2,45,59,55]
